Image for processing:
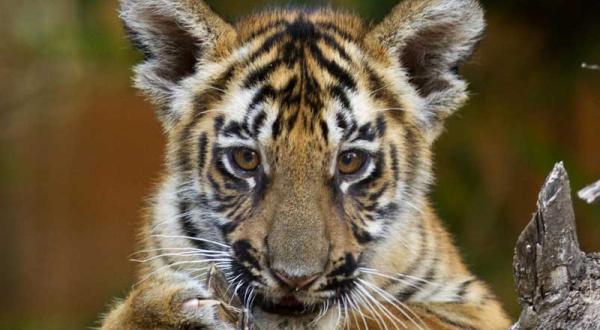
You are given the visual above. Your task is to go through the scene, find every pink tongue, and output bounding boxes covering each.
[280,295,301,306]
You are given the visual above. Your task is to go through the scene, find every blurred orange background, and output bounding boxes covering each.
[0,0,598,328]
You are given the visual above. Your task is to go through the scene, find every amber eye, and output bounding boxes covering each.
[232,148,261,172]
[337,150,368,175]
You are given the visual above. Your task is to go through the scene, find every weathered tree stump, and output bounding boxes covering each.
[512,162,600,329]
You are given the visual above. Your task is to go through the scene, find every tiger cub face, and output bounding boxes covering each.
[122,0,484,318]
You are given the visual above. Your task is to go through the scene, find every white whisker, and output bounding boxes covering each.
[131,247,227,256]
[347,291,369,330]
[151,234,229,248]
[134,259,231,287]
[131,251,231,263]
[359,279,426,330]
[357,282,403,330]
[354,284,388,330]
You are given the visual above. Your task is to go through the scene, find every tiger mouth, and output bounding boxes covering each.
[255,293,326,316]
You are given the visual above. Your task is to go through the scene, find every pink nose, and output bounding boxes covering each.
[273,272,321,290]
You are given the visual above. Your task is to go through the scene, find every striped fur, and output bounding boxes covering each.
[101,0,511,329]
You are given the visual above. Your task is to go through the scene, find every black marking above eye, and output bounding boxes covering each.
[354,123,376,142]
[223,121,248,139]
[248,84,276,112]
[251,111,267,136]
[329,85,351,110]
[336,113,348,130]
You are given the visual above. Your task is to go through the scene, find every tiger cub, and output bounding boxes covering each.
[101,0,511,328]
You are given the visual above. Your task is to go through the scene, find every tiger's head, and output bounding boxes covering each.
[121,0,484,319]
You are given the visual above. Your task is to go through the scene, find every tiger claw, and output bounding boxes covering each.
[182,298,221,313]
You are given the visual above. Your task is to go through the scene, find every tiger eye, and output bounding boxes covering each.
[232,148,260,172]
[337,150,368,175]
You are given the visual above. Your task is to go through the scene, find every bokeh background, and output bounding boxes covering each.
[0,0,598,328]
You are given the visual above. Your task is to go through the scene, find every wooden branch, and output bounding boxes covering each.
[512,162,600,329]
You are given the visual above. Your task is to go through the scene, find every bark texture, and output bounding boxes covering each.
[512,162,600,329]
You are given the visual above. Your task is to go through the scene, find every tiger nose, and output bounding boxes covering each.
[273,271,321,290]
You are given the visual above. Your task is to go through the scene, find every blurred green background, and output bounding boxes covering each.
[0,0,598,328]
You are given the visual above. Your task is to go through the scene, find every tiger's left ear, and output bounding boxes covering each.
[366,0,485,141]
[120,0,236,128]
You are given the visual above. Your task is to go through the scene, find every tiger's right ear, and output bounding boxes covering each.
[120,0,236,126]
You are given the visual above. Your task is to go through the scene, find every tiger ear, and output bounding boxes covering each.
[120,0,236,126]
[366,0,485,141]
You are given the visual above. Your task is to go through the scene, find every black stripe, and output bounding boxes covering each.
[214,115,225,132]
[219,221,239,235]
[248,30,286,62]
[244,85,276,137]
[315,22,355,41]
[308,42,356,90]
[396,263,437,301]
[180,77,229,173]
[403,126,420,192]
[336,113,348,131]
[320,120,329,143]
[368,183,389,202]
[376,115,386,138]
[318,31,351,62]
[286,112,299,132]
[329,253,357,277]
[232,240,262,271]
[222,121,247,139]
[329,85,351,109]
[280,76,300,106]
[178,200,207,250]
[207,174,224,195]
[365,65,386,99]
[243,58,282,88]
[456,278,476,301]
[353,123,376,142]
[245,19,287,41]
[376,202,400,221]
[390,144,400,182]
[251,111,267,136]
[351,222,374,244]
[197,133,208,171]
[420,307,477,330]
[272,113,283,140]
[248,84,276,111]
